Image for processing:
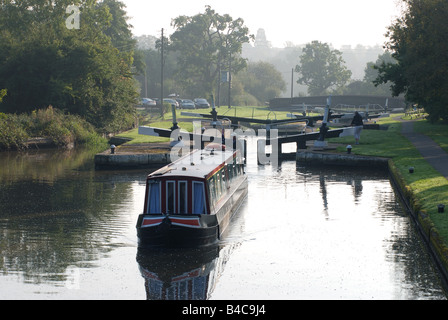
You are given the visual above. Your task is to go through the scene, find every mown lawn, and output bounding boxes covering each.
[413,119,448,154]
[116,121,193,144]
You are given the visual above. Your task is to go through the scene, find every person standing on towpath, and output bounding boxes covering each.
[351,111,364,145]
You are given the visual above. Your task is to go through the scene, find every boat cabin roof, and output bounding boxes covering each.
[148,146,237,180]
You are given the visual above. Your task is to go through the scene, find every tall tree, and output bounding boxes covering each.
[169,6,253,98]
[237,62,286,104]
[375,0,448,122]
[0,0,138,133]
[344,51,396,96]
[295,41,352,96]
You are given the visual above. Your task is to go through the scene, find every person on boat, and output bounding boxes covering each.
[351,111,364,145]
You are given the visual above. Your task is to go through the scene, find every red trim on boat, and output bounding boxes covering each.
[141,217,164,228]
[170,217,201,228]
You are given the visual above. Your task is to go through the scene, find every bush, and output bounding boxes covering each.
[0,113,29,150]
[232,93,261,107]
[0,107,107,150]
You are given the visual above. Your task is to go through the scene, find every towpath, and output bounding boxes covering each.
[398,117,448,180]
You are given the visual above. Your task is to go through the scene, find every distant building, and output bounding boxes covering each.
[254,29,272,48]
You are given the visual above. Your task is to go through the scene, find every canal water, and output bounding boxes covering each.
[0,146,446,300]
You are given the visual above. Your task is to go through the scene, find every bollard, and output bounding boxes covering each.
[346,145,352,154]
[110,144,116,154]
[438,204,445,213]
[409,167,414,173]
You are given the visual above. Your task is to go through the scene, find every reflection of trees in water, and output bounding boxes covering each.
[382,208,448,299]
[0,148,144,284]
[0,148,99,184]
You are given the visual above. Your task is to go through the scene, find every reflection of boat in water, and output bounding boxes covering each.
[136,244,237,300]
[136,144,248,247]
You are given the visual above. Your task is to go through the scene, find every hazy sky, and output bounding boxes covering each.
[121,0,403,48]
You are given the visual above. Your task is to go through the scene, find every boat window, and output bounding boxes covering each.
[216,170,222,198]
[227,164,233,182]
[147,181,161,214]
[178,181,187,214]
[167,181,175,214]
[193,182,206,214]
[223,168,229,189]
[209,176,216,205]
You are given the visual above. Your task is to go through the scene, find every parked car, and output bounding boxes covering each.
[163,98,179,109]
[180,99,196,109]
[194,98,210,109]
[141,98,156,107]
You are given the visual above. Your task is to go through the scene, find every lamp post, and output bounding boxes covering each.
[160,28,164,115]
[228,50,231,109]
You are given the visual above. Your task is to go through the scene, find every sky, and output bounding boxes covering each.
[121,0,403,49]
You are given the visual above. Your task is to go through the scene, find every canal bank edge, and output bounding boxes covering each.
[295,150,389,168]
[94,152,170,169]
[388,159,448,285]
[94,142,172,169]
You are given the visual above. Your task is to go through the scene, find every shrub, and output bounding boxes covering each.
[0,107,107,150]
[0,113,29,150]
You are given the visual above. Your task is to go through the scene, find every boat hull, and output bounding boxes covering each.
[137,176,248,248]
[136,214,219,247]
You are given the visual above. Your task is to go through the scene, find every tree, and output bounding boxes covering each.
[295,41,352,96]
[344,51,396,96]
[237,62,286,104]
[0,0,138,133]
[0,89,6,103]
[375,0,448,122]
[169,6,253,98]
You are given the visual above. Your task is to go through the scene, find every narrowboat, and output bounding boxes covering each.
[136,144,248,247]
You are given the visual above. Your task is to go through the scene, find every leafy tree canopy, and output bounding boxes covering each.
[344,51,396,96]
[169,6,253,98]
[0,89,6,103]
[375,0,448,122]
[0,0,139,133]
[237,62,286,104]
[295,41,352,96]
